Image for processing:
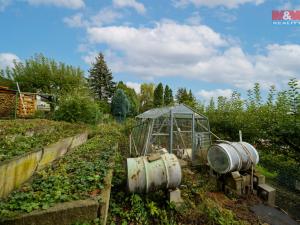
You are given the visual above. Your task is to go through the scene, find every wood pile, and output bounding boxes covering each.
[0,92,16,117]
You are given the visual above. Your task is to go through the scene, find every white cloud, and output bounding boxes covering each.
[0,53,20,69]
[213,10,237,23]
[63,8,122,28]
[83,21,300,90]
[173,0,264,9]
[126,81,141,93]
[185,12,201,25]
[63,13,87,27]
[27,0,85,9]
[197,89,233,101]
[0,0,11,11]
[113,0,146,14]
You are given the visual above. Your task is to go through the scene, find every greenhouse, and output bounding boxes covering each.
[130,104,212,164]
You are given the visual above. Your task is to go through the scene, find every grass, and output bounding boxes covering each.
[255,165,278,180]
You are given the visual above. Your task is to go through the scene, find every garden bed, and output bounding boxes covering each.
[0,119,86,162]
[0,124,120,225]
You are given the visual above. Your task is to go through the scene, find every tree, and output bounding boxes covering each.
[54,92,101,125]
[164,85,174,105]
[287,78,299,115]
[267,85,276,106]
[139,83,154,112]
[253,83,262,107]
[111,89,130,122]
[176,88,189,104]
[4,53,85,96]
[153,82,164,107]
[88,53,115,102]
[117,81,139,116]
[176,88,196,107]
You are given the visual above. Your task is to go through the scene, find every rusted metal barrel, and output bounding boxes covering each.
[207,141,259,174]
[127,153,182,193]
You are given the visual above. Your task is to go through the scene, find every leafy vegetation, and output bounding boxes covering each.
[0,124,120,219]
[153,82,164,107]
[54,92,102,125]
[1,53,85,97]
[111,89,130,122]
[108,149,253,225]
[0,119,86,161]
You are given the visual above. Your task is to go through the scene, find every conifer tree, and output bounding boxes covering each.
[153,82,164,107]
[164,85,174,105]
[88,53,115,101]
[111,89,130,122]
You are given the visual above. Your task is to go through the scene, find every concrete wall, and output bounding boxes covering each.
[0,132,88,198]
[0,144,117,225]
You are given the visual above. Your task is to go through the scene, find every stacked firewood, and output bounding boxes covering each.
[0,93,16,117]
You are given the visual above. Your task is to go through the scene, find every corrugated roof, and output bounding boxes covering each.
[136,104,207,119]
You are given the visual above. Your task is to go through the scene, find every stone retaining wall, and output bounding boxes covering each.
[0,132,88,198]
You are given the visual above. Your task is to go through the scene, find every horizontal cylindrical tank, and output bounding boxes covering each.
[127,153,182,193]
[207,141,259,174]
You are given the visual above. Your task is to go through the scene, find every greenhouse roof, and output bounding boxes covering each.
[136,104,207,119]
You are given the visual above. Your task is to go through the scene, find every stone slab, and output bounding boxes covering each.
[70,132,88,150]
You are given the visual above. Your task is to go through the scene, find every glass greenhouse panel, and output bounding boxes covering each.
[130,104,211,165]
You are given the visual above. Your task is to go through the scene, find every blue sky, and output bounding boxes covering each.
[0,0,300,102]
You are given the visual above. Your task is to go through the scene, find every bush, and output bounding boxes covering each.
[54,94,102,125]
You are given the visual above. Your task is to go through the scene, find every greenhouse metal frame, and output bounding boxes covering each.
[130,104,212,164]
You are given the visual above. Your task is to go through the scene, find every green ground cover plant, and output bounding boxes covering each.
[0,119,86,161]
[0,124,120,219]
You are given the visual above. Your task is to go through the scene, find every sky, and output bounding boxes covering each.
[0,0,300,103]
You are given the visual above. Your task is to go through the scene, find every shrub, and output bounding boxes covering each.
[54,93,102,125]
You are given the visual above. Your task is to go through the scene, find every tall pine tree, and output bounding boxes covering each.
[89,53,115,101]
[164,85,174,105]
[153,82,164,107]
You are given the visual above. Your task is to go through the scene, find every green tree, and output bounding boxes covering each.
[153,82,164,107]
[5,53,85,96]
[139,83,154,112]
[117,81,139,116]
[54,92,101,125]
[287,78,299,115]
[253,83,262,107]
[88,53,115,102]
[111,89,130,122]
[176,88,189,104]
[267,85,276,106]
[164,85,174,105]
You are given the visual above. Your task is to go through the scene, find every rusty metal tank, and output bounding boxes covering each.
[127,153,182,193]
[207,141,259,174]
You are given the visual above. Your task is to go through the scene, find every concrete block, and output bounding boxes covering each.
[257,183,276,206]
[169,188,184,206]
[0,199,99,225]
